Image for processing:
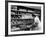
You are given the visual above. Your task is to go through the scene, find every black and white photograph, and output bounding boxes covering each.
[7,1,45,35]
[11,5,41,31]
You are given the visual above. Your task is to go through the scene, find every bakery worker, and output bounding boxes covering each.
[34,14,40,24]
[34,14,41,30]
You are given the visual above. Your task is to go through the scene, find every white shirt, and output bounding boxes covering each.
[34,16,41,29]
[34,16,40,23]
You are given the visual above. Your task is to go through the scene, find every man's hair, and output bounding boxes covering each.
[32,14,36,17]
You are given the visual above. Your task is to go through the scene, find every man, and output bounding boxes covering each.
[34,14,40,24]
[31,14,41,30]
[34,14,41,30]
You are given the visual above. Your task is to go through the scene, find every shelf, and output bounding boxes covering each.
[11,10,40,14]
[11,10,35,14]
[11,18,34,20]
[11,13,22,16]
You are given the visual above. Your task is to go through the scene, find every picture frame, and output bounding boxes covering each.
[5,1,45,36]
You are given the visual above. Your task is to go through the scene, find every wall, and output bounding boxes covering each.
[0,0,46,37]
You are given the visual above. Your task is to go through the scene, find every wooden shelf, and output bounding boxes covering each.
[11,18,34,20]
[11,10,40,14]
[11,13,23,15]
[11,10,35,14]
